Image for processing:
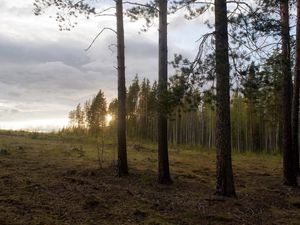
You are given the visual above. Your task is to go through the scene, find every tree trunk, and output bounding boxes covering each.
[280,0,297,185]
[292,0,300,176]
[116,0,128,176]
[176,109,182,145]
[158,0,172,184]
[215,0,236,197]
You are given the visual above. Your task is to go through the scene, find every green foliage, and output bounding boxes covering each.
[87,90,107,135]
[126,0,159,32]
[66,89,107,136]
[33,0,96,31]
[127,75,140,118]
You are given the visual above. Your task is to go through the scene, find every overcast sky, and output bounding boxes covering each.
[0,0,214,131]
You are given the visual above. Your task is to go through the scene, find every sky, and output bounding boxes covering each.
[0,0,213,131]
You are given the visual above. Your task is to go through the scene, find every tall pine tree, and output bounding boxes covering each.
[215,0,236,197]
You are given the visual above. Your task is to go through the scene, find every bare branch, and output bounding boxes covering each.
[95,14,116,17]
[192,32,215,70]
[95,6,116,16]
[85,27,117,51]
[227,0,253,12]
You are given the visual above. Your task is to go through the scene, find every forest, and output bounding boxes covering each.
[0,0,300,224]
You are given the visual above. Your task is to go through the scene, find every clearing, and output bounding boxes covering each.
[0,132,299,225]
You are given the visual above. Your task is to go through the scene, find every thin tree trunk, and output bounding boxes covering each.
[280,0,297,185]
[237,92,241,152]
[292,0,300,176]
[117,0,128,176]
[176,109,182,145]
[276,121,280,151]
[158,0,172,184]
[209,109,213,148]
[215,0,236,197]
[201,111,204,145]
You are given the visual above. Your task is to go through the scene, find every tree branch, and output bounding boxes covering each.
[85,27,117,51]
[123,1,159,12]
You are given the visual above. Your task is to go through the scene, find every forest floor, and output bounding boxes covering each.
[0,131,299,225]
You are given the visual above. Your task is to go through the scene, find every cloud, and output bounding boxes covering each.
[0,35,90,67]
[0,0,213,130]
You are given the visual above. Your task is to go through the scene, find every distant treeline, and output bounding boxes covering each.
[63,50,283,153]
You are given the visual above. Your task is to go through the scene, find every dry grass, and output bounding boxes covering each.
[0,133,299,225]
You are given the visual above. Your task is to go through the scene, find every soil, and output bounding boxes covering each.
[0,133,299,225]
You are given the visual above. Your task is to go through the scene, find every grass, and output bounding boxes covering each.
[0,131,299,225]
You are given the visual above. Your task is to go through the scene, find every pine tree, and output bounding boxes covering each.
[137,78,151,139]
[127,75,140,119]
[87,90,107,135]
[75,104,84,129]
[157,0,172,184]
[126,0,172,183]
[84,100,91,129]
[116,0,128,176]
[215,0,236,197]
[292,0,300,176]
[280,0,298,186]
[126,75,140,137]
[242,63,261,151]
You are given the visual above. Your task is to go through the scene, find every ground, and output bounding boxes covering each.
[0,131,299,225]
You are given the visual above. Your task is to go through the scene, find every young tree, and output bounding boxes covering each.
[127,75,140,119]
[280,0,298,186]
[75,103,84,129]
[87,90,107,134]
[137,78,150,139]
[84,100,91,129]
[68,109,76,127]
[127,75,140,137]
[86,90,107,168]
[215,0,236,197]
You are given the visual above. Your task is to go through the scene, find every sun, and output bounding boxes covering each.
[105,114,113,126]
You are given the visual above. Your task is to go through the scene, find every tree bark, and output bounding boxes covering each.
[215,0,236,197]
[116,0,128,176]
[292,0,300,176]
[158,0,172,184]
[280,0,297,185]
